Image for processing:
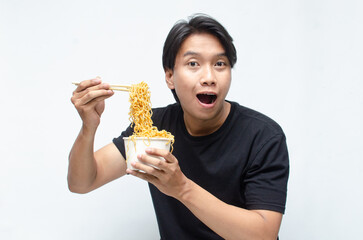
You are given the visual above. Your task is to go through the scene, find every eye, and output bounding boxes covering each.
[215,61,227,67]
[188,61,199,67]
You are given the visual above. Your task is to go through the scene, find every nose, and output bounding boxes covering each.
[200,65,216,86]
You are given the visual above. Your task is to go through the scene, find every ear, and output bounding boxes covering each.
[165,69,175,90]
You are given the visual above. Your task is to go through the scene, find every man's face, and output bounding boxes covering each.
[166,33,231,122]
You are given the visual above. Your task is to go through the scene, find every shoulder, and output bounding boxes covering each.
[152,103,181,119]
[228,102,289,172]
[151,103,182,126]
[152,103,181,115]
[229,101,285,138]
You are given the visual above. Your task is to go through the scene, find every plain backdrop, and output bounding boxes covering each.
[1,0,362,239]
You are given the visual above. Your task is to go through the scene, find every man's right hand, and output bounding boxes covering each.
[68,77,126,194]
[71,77,114,131]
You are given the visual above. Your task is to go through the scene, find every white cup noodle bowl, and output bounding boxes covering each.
[123,137,172,170]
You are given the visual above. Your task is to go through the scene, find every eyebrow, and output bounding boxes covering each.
[183,51,227,58]
[183,51,199,57]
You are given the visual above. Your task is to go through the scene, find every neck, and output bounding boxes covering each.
[184,101,231,136]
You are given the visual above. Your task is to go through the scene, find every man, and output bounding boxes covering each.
[69,14,289,240]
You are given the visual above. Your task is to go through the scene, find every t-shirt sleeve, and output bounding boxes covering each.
[243,134,289,214]
[112,125,134,160]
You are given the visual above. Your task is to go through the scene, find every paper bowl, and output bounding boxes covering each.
[123,137,172,170]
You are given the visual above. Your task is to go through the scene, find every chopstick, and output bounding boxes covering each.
[72,82,130,92]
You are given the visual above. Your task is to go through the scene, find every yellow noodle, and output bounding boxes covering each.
[128,81,174,151]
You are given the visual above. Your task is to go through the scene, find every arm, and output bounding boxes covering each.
[126,148,282,240]
[68,78,127,193]
[179,180,282,240]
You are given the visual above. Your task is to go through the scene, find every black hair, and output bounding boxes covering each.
[162,14,237,102]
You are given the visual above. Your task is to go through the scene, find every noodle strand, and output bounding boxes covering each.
[128,82,174,150]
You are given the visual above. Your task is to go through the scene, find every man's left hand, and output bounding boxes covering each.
[126,148,190,200]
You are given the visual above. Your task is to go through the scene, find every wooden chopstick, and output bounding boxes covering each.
[72,82,130,92]
[108,84,131,88]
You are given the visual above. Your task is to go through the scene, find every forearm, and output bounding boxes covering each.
[178,180,281,240]
[68,125,98,193]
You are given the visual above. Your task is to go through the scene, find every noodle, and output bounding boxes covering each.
[128,81,174,151]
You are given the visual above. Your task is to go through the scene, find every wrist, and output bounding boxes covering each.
[81,123,98,136]
[177,179,195,203]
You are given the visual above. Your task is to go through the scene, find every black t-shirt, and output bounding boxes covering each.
[113,101,289,240]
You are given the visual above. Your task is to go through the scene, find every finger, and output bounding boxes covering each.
[126,168,158,184]
[76,88,113,106]
[91,91,114,104]
[145,148,175,163]
[75,93,111,114]
[71,88,113,110]
[72,78,104,103]
[131,159,164,178]
[74,82,112,101]
[138,153,168,171]
[74,77,102,93]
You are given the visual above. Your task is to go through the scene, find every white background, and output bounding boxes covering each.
[1,0,362,239]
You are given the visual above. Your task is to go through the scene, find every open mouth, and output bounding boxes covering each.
[197,93,217,104]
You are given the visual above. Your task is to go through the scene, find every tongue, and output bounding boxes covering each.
[198,94,214,104]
